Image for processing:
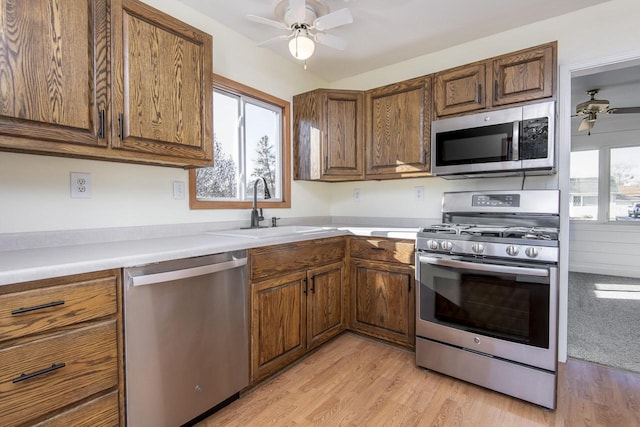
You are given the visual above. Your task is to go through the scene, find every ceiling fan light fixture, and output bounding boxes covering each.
[288,30,315,60]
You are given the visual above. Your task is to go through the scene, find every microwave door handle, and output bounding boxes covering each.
[512,121,520,160]
[418,255,549,277]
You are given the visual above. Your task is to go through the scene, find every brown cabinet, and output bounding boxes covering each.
[434,42,556,117]
[111,0,213,165]
[365,75,432,179]
[434,63,487,116]
[249,238,346,383]
[349,237,415,348]
[0,270,123,426]
[0,0,213,167]
[0,0,109,150]
[293,89,364,181]
[491,43,555,107]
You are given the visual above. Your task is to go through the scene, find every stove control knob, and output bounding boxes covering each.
[506,245,520,256]
[471,243,485,254]
[440,240,453,251]
[427,240,439,250]
[525,247,539,258]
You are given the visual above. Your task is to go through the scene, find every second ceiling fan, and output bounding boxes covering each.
[575,89,640,134]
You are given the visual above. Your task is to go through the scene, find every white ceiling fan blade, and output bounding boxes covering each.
[578,117,595,132]
[289,0,306,23]
[313,8,353,31]
[315,32,347,51]
[609,106,640,114]
[256,34,292,47]
[247,14,288,30]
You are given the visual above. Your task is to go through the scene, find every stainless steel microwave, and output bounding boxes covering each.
[431,101,555,178]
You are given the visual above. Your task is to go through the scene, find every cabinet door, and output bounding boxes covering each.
[351,260,415,348]
[365,76,431,179]
[307,262,345,350]
[434,63,486,116]
[322,91,364,180]
[111,0,212,166]
[492,43,555,106]
[0,0,108,149]
[293,89,363,181]
[251,272,307,383]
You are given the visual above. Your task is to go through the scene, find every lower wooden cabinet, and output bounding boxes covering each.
[0,270,123,426]
[349,237,416,348]
[249,238,346,383]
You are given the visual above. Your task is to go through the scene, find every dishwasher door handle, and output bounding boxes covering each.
[129,257,247,286]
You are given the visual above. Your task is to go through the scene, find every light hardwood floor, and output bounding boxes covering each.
[200,332,640,426]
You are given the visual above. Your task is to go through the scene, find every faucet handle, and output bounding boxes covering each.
[258,208,264,221]
[271,217,281,227]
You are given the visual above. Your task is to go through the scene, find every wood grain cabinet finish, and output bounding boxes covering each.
[0,0,213,167]
[111,0,213,166]
[434,63,487,116]
[434,42,556,118]
[365,75,432,179]
[349,238,416,348]
[0,0,109,151]
[0,270,124,426]
[249,238,346,383]
[491,43,555,106]
[293,89,364,181]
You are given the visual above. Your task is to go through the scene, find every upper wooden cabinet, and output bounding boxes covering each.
[0,0,109,149]
[111,0,213,165]
[293,89,364,181]
[0,0,213,167]
[434,42,556,117]
[434,63,487,116]
[491,43,555,106]
[365,75,432,179]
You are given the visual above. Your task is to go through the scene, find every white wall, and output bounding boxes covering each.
[0,0,333,234]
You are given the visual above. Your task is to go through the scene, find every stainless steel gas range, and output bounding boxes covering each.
[415,190,560,409]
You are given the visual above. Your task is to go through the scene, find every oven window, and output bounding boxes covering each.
[421,269,550,348]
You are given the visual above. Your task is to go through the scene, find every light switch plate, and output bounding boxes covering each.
[173,181,186,200]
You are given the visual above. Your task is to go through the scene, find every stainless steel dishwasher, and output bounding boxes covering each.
[123,250,248,427]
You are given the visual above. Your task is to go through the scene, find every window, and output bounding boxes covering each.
[189,74,290,209]
[570,146,640,222]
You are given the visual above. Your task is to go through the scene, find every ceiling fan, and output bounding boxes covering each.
[247,0,353,64]
[575,89,640,133]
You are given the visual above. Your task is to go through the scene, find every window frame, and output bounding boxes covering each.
[189,73,291,209]
[570,143,640,223]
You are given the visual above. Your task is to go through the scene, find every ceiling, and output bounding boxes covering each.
[178,0,610,82]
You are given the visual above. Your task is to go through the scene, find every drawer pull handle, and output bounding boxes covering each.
[371,247,386,251]
[12,362,66,383]
[11,300,65,315]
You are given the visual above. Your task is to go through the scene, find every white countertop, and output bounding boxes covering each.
[0,226,418,286]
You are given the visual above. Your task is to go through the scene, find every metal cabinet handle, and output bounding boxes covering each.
[128,258,247,286]
[11,300,65,315]
[418,256,549,277]
[12,363,66,383]
[310,276,316,294]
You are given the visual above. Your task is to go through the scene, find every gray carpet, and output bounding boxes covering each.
[568,272,640,373]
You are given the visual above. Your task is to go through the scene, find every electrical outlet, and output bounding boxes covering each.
[353,188,361,202]
[173,181,185,199]
[414,186,425,201]
[70,172,92,199]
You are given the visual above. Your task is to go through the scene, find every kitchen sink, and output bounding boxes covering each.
[206,225,334,239]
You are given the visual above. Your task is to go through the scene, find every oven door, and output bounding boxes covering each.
[416,254,557,371]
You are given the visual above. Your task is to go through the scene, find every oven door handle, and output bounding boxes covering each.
[418,256,549,277]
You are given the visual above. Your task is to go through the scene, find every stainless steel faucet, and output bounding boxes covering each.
[250,177,272,228]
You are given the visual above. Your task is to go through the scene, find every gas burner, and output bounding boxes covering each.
[503,227,558,241]
[459,226,508,237]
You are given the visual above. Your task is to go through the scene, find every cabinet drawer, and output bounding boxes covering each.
[34,391,119,427]
[349,237,415,265]
[0,321,118,427]
[250,238,346,281]
[0,274,118,343]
